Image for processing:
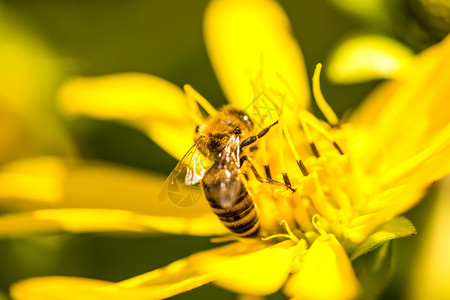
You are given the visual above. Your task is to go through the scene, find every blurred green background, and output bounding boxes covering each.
[0,0,447,299]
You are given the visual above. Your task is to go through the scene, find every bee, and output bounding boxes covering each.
[160,106,293,238]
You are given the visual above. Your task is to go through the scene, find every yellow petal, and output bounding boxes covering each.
[379,122,450,188]
[0,7,73,161]
[9,243,251,299]
[204,0,309,111]
[0,157,226,236]
[196,241,295,295]
[284,234,360,300]
[351,34,450,167]
[0,208,226,237]
[346,184,423,244]
[11,257,215,300]
[0,8,61,112]
[327,34,414,83]
[57,74,195,159]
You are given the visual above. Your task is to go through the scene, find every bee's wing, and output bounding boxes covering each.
[214,134,244,209]
[159,144,211,207]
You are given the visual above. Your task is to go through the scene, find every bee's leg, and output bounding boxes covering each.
[240,121,278,148]
[240,156,295,193]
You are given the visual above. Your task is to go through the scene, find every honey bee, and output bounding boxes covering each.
[160,106,293,238]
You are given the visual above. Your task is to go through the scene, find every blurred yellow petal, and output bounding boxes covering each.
[408,176,450,300]
[11,258,215,300]
[10,243,257,299]
[11,277,110,300]
[327,35,414,83]
[0,208,227,237]
[58,74,195,159]
[0,7,73,160]
[204,0,309,110]
[0,8,61,112]
[379,122,450,188]
[0,157,226,236]
[196,241,296,295]
[284,234,360,300]
[350,34,450,186]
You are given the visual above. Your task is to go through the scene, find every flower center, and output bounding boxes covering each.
[246,64,367,249]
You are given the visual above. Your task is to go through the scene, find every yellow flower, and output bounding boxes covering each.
[7,0,450,299]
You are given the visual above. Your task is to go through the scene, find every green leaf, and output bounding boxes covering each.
[353,242,393,300]
[350,216,416,261]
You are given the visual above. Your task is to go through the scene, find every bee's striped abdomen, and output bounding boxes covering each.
[204,186,260,238]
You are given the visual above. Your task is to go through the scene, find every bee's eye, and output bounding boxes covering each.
[241,113,253,128]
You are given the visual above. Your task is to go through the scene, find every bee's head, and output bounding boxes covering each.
[193,106,254,159]
[222,107,254,132]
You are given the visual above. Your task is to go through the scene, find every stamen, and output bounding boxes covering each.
[260,234,293,242]
[280,219,300,243]
[183,84,217,116]
[277,68,344,156]
[298,115,317,157]
[312,214,327,236]
[299,110,345,155]
[282,173,292,186]
[249,78,259,98]
[188,112,203,126]
[333,141,344,155]
[261,220,300,243]
[310,142,321,158]
[278,114,287,172]
[264,164,272,179]
[281,123,298,159]
[183,86,205,126]
[275,72,300,111]
[281,121,310,176]
[312,63,339,126]
[276,73,320,160]
[297,160,309,176]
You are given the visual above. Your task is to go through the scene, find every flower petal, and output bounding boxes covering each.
[350,34,450,186]
[196,241,296,296]
[284,234,360,300]
[0,157,226,236]
[327,34,414,83]
[9,242,262,299]
[57,73,195,159]
[204,0,309,110]
[11,254,215,300]
[0,208,226,237]
[0,7,72,161]
[0,8,61,110]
